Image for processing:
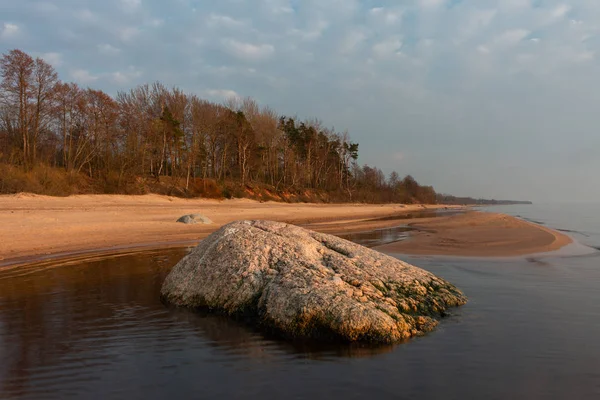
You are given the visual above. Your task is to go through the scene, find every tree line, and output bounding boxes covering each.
[0,48,437,203]
[436,194,532,205]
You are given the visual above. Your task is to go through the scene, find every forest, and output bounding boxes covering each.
[436,194,533,206]
[0,49,437,203]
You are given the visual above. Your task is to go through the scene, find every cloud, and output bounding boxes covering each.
[493,29,530,46]
[372,36,403,58]
[289,19,328,41]
[33,2,59,13]
[339,30,367,54]
[70,69,98,84]
[392,152,405,161]
[551,4,571,20]
[222,39,275,61]
[110,66,142,84]
[74,9,96,22]
[120,0,142,12]
[368,7,401,25]
[0,23,19,39]
[207,14,245,29]
[146,18,164,28]
[41,52,63,67]
[98,43,121,55]
[477,45,491,55]
[419,0,446,9]
[205,89,240,100]
[119,27,139,42]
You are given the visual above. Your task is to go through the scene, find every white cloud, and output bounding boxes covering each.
[493,29,530,46]
[205,89,240,100]
[289,19,328,41]
[260,0,294,15]
[368,7,402,25]
[0,23,19,39]
[33,2,59,13]
[120,0,141,12]
[373,37,403,58]
[42,52,63,67]
[339,30,367,54]
[146,18,164,28]
[462,9,497,36]
[392,152,405,161]
[551,4,571,19]
[119,27,139,42]
[223,39,275,61]
[419,0,446,9]
[477,45,491,55]
[98,43,121,55]
[110,66,142,84]
[74,9,96,22]
[501,0,529,8]
[574,51,594,63]
[207,14,245,29]
[70,69,98,84]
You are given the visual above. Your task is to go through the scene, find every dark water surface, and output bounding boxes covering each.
[2,205,600,399]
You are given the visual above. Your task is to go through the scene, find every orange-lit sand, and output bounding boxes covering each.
[375,211,572,257]
[0,193,449,265]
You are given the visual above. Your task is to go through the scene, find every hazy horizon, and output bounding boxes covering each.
[2,0,598,202]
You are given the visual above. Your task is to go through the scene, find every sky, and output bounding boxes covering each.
[1,0,599,202]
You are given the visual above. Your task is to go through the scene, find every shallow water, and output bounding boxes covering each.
[337,208,460,248]
[1,205,600,399]
[337,225,414,247]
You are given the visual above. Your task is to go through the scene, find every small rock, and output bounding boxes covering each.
[176,214,213,225]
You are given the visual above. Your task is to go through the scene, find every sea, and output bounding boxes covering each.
[1,203,599,399]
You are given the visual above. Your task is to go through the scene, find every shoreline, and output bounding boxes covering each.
[0,193,456,267]
[0,194,573,267]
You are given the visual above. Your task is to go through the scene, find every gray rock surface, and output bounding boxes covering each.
[176,214,213,225]
[161,220,467,343]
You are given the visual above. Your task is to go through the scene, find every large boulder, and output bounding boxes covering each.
[161,220,467,343]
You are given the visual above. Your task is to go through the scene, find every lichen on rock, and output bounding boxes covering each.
[160,220,467,343]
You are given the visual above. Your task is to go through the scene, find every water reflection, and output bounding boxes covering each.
[338,226,414,248]
[366,209,463,222]
[338,209,464,248]
[0,249,398,398]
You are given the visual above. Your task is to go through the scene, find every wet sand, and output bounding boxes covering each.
[375,211,572,257]
[0,193,451,266]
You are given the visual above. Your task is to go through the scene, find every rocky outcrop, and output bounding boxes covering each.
[160,220,467,343]
[176,214,213,225]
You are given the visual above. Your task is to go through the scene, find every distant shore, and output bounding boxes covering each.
[0,194,570,266]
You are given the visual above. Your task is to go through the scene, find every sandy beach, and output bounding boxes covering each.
[0,194,571,265]
[375,211,572,257]
[0,193,450,266]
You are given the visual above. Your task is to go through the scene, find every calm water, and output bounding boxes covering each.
[1,204,600,399]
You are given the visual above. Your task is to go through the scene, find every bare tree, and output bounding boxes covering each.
[0,49,35,168]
